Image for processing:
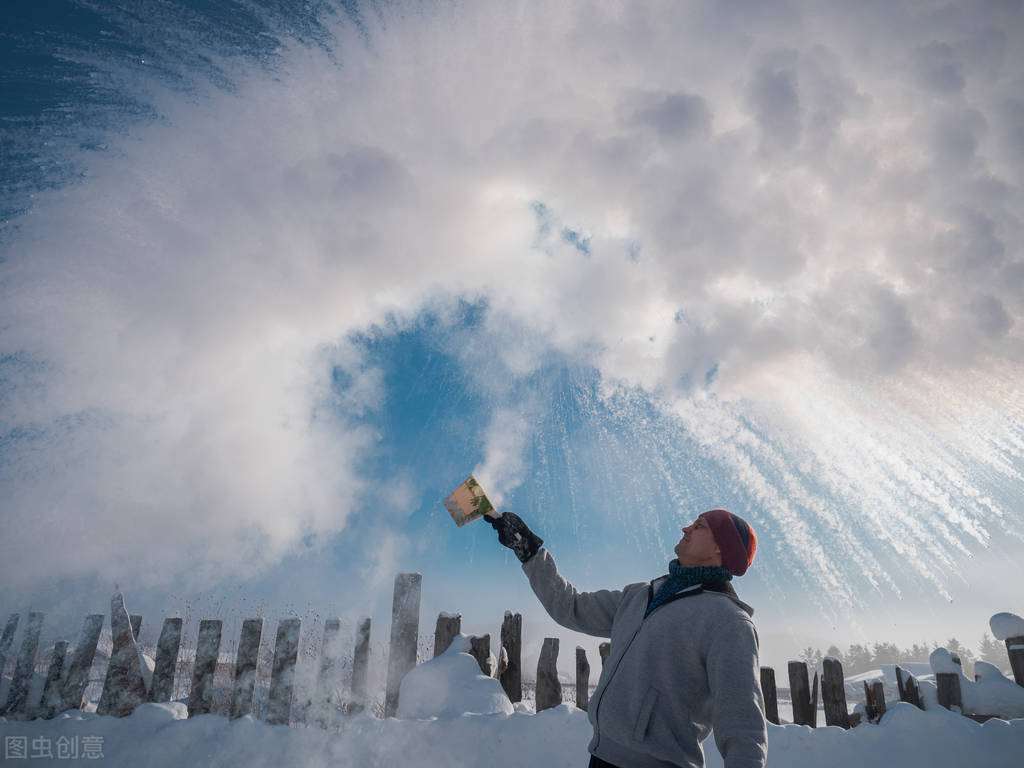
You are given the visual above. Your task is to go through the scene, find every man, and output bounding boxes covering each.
[488,508,767,768]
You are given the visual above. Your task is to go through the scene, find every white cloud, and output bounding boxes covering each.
[2,0,1022,602]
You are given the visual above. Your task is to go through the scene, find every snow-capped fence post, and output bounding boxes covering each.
[1005,635,1024,687]
[229,618,264,719]
[469,634,491,675]
[150,618,184,703]
[863,681,886,723]
[500,612,522,702]
[265,618,301,725]
[96,593,148,717]
[39,640,68,719]
[788,661,814,726]
[384,572,422,718]
[536,637,561,712]
[576,647,590,712]
[598,642,610,666]
[434,613,461,658]
[188,619,223,717]
[0,611,43,718]
[821,657,849,728]
[60,614,103,712]
[759,667,779,725]
[0,613,19,678]
[350,617,371,713]
[895,666,924,709]
[935,672,963,713]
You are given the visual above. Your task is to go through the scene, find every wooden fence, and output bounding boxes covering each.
[2,575,1022,727]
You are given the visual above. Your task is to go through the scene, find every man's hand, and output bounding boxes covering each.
[486,512,544,563]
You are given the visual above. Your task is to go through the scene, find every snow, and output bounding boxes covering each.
[3,640,1023,766]
[990,612,1024,641]
[896,657,1024,718]
[2,699,1023,767]
[396,635,513,719]
[930,647,962,675]
[842,663,933,699]
[960,667,1024,718]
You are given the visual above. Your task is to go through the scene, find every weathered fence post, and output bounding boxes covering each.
[895,666,923,709]
[760,667,780,725]
[312,618,343,728]
[350,618,371,714]
[434,613,461,658]
[536,637,561,712]
[788,661,813,726]
[598,642,610,666]
[821,658,849,728]
[810,670,819,727]
[1,611,43,718]
[229,618,264,719]
[936,672,963,713]
[384,572,421,718]
[469,634,491,676]
[265,618,300,726]
[864,681,886,723]
[96,593,147,717]
[150,618,184,703]
[1006,635,1024,687]
[61,614,103,712]
[500,612,522,702]
[576,647,590,712]
[0,614,19,677]
[187,619,223,717]
[39,641,69,719]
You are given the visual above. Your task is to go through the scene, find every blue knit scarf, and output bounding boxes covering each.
[645,559,733,617]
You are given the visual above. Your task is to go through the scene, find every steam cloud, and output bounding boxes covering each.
[2,0,1022,609]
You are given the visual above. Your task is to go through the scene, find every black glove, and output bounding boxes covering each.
[486,512,544,563]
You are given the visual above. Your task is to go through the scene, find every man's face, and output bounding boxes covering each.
[674,514,722,566]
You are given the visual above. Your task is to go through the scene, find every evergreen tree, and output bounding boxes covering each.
[905,642,929,661]
[825,645,844,666]
[872,641,900,665]
[978,633,1005,667]
[799,646,823,669]
[846,643,873,675]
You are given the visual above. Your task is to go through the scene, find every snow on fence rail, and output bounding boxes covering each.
[2,574,1023,729]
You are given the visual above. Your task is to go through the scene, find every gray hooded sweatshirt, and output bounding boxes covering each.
[522,548,767,768]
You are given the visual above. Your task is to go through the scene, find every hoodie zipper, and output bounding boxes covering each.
[592,582,700,749]
[591,621,642,751]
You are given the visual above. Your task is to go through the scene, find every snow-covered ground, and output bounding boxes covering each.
[3,634,1023,767]
[2,698,1023,767]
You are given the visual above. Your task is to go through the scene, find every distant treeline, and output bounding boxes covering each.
[798,632,1007,676]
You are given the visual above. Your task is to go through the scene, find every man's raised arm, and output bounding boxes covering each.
[488,512,622,638]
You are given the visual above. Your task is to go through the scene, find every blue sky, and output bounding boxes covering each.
[2,0,1023,675]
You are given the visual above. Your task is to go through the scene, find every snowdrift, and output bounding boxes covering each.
[2,699,1022,767]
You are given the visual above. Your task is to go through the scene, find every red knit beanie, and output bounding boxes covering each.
[701,509,757,576]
